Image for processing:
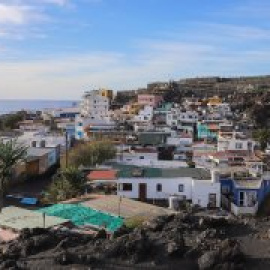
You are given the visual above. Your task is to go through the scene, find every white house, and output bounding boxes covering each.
[133,105,154,122]
[166,108,198,129]
[166,132,193,146]
[117,148,159,164]
[217,132,257,152]
[207,103,232,117]
[117,167,220,208]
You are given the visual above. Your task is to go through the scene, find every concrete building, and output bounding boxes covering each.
[80,90,109,118]
[75,90,115,140]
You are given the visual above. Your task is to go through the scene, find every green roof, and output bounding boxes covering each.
[112,164,210,180]
[138,132,170,145]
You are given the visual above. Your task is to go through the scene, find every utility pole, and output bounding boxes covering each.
[42,213,46,228]
[65,131,69,168]
[118,195,122,217]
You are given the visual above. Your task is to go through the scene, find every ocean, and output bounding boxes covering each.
[0,99,78,115]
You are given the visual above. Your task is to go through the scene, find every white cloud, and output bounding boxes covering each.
[201,23,270,40]
[0,4,35,25]
[0,40,270,99]
[40,0,68,5]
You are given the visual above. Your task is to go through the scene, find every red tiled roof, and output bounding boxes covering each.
[208,124,219,130]
[88,170,117,181]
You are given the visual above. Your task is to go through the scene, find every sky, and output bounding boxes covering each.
[0,0,270,99]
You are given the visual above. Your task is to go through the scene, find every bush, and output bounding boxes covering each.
[125,216,147,229]
[42,167,85,203]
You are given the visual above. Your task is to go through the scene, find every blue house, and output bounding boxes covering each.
[197,123,217,140]
[220,177,270,215]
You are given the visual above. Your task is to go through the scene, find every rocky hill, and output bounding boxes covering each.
[113,75,270,107]
[0,212,252,270]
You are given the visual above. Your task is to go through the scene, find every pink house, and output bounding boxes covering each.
[137,94,163,107]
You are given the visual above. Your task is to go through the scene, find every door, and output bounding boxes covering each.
[208,193,217,208]
[139,183,147,201]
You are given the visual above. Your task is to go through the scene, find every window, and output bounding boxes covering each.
[40,140,46,147]
[235,142,243,149]
[77,131,83,138]
[157,184,162,192]
[32,141,37,147]
[178,184,184,192]
[120,183,132,191]
[139,156,145,159]
[78,122,83,126]
[239,191,245,206]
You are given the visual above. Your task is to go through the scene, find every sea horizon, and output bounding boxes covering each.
[0,99,79,115]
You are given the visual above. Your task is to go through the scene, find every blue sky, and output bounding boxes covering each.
[0,0,270,99]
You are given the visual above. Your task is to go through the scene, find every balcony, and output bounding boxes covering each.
[231,202,258,216]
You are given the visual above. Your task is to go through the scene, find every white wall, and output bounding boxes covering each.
[117,177,193,200]
[117,152,159,163]
[133,105,153,122]
[17,132,66,150]
[167,136,193,146]
[231,202,258,216]
[117,177,221,208]
[166,109,198,127]
[192,180,221,207]
[80,90,109,118]
[218,136,256,152]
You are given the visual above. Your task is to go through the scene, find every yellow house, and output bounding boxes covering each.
[207,96,222,106]
[129,103,143,115]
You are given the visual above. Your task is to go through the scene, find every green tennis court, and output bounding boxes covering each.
[38,203,123,232]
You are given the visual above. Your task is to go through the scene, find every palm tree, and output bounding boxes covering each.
[0,139,27,212]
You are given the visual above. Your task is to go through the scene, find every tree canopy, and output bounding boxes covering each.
[66,141,116,168]
[0,139,27,211]
[253,129,270,150]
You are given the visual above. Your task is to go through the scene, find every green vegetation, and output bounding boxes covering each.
[0,139,27,212]
[65,140,116,168]
[43,167,85,203]
[124,215,147,229]
[253,129,270,150]
[0,111,26,131]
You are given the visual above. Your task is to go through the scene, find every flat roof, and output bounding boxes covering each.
[0,207,69,231]
[27,147,53,157]
[233,179,262,189]
[114,164,211,180]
